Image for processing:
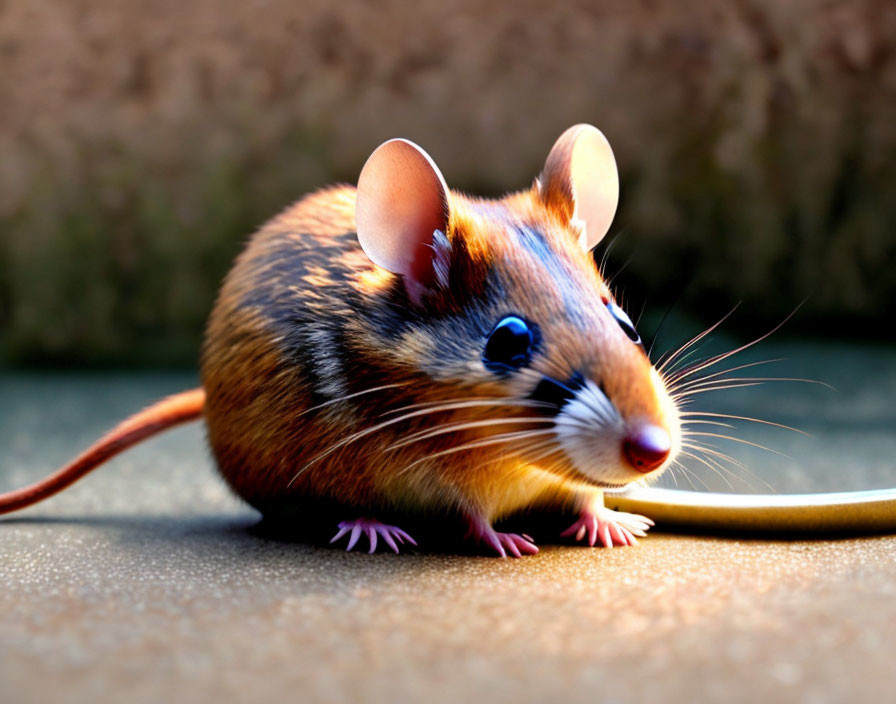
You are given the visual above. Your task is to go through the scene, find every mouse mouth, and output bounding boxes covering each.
[552,462,638,492]
[520,370,676,488]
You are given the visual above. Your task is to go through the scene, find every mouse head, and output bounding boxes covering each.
[355,125,680,489]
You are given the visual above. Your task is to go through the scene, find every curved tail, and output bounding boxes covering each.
[0,388,205,516]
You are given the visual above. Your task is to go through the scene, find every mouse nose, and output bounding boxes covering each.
[623,424,671,473]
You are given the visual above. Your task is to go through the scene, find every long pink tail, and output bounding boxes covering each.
[0,388,205,515]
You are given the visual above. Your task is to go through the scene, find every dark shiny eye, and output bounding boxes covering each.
[607,301,641,345]
[483,316,536,372]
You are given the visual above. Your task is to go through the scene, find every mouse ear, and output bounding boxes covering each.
[538,124,619,251]
[355,138,450,304]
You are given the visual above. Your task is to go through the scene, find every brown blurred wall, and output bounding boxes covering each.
[1,0,894,365]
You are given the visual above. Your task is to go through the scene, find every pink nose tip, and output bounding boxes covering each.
[623,425,671,473]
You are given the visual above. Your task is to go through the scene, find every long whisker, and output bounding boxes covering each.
[666,302,805,383]
[660,345,707,377]
[681,411,811,437]
[670,461,693,490]
[462,429,571,485]
[380,397,549,417]
[671,382,765,400]
[679,449,735,491]
[672,454,714,491]
[684,431,791,459]
[680,419,737,429]
[396,429,558,475]
[673,375,833,394]
[635,297,648,328]
[301,383,410,416]
[656,303,741,374]
[671,374,832,403]
[675,461,706,491]
[386,417,554,451]
[665,358,785,388]
[461,436,561,477]
[681,440,751,475]
[597,231,623,278]
[605,250,636,289]
[664,461,682,489]
[682,439,776,493]
[288,401,533,485]
[686,447,751,490]
[699,449,762,491]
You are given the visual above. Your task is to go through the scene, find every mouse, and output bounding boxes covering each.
[0,124,681,557]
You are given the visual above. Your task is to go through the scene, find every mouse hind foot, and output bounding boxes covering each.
[330,518,417,554]
[465,515,539,558]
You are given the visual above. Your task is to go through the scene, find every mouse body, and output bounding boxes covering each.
[0,125,681,557]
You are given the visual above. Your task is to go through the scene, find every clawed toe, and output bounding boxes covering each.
[330,518,417,554]
[496,532,539,558]
[561,509,654,548]
[465,517,539,558]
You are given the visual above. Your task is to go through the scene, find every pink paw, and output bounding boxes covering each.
[561,509,654,547]
[330,518,417,554]
[466,517,539,558]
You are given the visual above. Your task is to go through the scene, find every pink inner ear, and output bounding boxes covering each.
[539,124,619,251]
[570,128,619,250]
[355,138,450,296]
[400,183,448,288]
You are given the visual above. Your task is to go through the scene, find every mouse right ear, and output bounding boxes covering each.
[538,124,620,251]
[355,138,451,305]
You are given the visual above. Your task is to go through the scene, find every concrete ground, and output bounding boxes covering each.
[1,341,895,704]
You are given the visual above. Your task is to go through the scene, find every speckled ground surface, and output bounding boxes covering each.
[1,342,895,704]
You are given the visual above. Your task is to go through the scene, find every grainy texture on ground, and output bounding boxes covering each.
[1,342,895,703]
[1,1,894,364]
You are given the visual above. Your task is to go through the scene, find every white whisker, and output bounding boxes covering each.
[380,397,549,417]
[681,411,810,436]
[387,417,554,451]
[678,450,731,490]
[685,431,790,459]
[396,429,558,476]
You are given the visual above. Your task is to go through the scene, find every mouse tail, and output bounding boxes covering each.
[0,387,205,516]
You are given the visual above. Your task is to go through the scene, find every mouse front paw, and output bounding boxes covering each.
[330,518,417,554]
[561,507,654,547]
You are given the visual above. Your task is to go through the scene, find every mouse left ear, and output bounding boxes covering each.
[538,124,620,251]
[355,138,451,305]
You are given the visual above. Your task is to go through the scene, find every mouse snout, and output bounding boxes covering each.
[622,424,671,473]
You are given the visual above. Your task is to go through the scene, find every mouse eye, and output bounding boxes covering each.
[483,316,536,372]
[606,301,641,345]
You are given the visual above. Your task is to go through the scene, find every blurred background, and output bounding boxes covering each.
[3,7,896,702]
[1,0,894,368]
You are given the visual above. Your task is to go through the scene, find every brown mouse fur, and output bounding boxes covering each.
[0,125,680,557]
